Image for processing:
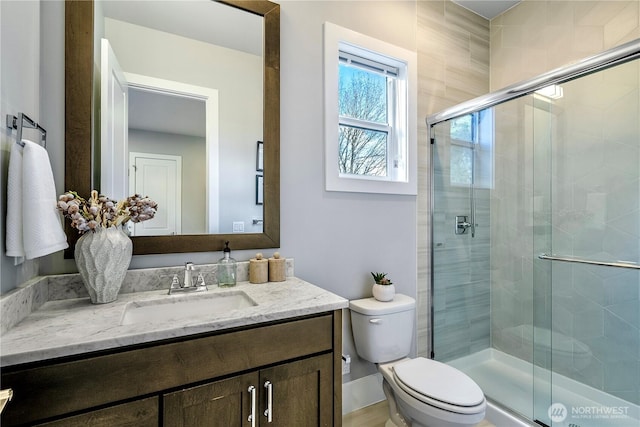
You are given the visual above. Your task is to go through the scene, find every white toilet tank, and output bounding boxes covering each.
[349,294,415,363]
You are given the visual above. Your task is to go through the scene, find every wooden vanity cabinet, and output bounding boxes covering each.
[164,354,333,426]
[34,398,159,427]
[1,311,342,427]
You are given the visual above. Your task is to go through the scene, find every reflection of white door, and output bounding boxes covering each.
[124,73,220,233]
[129,152,182,236]
[100,38,128,201]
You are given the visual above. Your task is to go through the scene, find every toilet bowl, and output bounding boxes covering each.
[378,358,486,427]
[349,294,486,427]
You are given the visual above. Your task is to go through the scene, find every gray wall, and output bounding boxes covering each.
[1,0,57,293]
[1,0,420,383]
[279,0,418,381]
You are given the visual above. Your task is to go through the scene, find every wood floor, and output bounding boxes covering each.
[343,401,390,427]
[343,400,496,427]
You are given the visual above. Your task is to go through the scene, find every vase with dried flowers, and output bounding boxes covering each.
[58,190,158,303]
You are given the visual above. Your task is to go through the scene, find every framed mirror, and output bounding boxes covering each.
[65,0,280,256]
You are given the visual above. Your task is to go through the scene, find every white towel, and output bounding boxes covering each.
[6,142,24,257]
[6,140,68,259]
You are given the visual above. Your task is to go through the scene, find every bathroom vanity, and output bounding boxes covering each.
[0,276,347,426]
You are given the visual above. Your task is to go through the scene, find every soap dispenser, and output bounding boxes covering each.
[216,241,237,287]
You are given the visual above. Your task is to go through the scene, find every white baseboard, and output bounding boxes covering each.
[342,373,386,415]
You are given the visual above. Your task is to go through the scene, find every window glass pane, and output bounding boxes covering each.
[339,63,387,124]
[449,109,494,188]
[450,144,472,185]
[450,114,474,142]
[339,125,388,177]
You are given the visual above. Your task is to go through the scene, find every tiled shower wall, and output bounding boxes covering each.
[419,0,639,363]
[416,0,490,358]
[490,0,640,91]
[488,0,640,405]
[490,58,640,405]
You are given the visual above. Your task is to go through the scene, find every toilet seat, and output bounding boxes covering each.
[392,357,485,415]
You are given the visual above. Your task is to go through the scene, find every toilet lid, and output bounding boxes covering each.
[393,358,485,408]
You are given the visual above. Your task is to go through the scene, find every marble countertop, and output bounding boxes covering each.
[0,278,348,367]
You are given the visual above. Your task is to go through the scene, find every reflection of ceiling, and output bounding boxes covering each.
[101,0,259,138]
[128,88,206,138]
[101,0,263,56]
[452,0,521,19]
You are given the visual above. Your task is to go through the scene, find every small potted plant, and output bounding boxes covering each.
[371,272,395,302]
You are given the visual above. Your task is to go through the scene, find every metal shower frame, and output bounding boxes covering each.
[426,37,640,358]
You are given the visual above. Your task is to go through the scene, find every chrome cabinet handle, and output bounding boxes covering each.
[264,380,273,423]
[248,385,256,427]
[0,389,13,414]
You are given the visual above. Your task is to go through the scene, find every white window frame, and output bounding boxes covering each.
[324,22,417,195]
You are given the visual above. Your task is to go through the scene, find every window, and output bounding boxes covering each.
[450,114,476,143]
[339,52,396,179]
[324,22,417,195]
[449,110,493,189]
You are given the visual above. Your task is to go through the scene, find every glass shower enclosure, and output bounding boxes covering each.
[429,39,639,427]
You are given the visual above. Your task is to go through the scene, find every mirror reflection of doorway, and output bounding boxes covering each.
[129,152,181,236]
[126,75,219,235]
[100,39,220,235]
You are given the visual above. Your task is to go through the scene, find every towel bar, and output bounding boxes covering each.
[539,253,640,270]
[6,113,47,147]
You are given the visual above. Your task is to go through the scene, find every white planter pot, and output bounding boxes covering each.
[372,283,395,302]
[75,227,132,304]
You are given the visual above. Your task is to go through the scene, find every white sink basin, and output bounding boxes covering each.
[120,291,257,325]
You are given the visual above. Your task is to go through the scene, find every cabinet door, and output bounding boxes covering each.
[164,372,258,427]
[259,353,333,427]
[36,397,158,427]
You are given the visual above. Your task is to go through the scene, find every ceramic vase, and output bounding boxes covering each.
[75,226,132,304]
[372,283,395,302]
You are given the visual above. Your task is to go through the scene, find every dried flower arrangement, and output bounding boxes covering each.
[57,190,158,234]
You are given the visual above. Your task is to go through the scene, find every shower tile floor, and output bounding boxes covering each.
[449,349,639,427]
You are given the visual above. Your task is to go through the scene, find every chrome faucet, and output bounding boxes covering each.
[184,262,195,287]
[168,262,208,294]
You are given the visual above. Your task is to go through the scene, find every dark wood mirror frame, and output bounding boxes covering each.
[64,0,280,257]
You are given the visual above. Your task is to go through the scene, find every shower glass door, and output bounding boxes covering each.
[432,93,557,423]
[431,113,491,361]
[538,57,640,426]
[431,97,541,421]
[432,47,639,427]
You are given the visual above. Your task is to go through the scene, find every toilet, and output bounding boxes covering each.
[349,294,486,427]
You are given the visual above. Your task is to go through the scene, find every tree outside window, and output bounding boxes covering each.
[338,61,393,178]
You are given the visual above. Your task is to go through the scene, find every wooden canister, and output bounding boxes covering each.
[268,252,286,282]
[249,253,268,284]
